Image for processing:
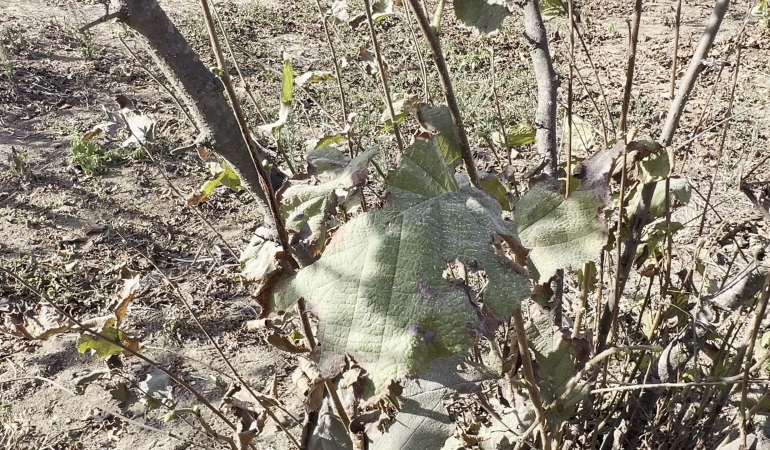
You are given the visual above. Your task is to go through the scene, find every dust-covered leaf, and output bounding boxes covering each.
[515,176,608,282]
[626,177,691,220]
[120,108,155,147]
[240,227,291,304]
[308,397,354,450]
[526,316,589,432]
[637,146,671,182]
[111,275,140,325]
[307,146,350,176]
[372,0,395,21]
[329,0,349,23]
[563,115,595,153]
[371,354,496,450]
[278,148,378,257]
[452,0,510,36]
[139,368,174,410]
[270,134,530,391]
[5,301,71,340]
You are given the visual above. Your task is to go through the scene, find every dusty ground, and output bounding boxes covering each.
[1,0,768,448]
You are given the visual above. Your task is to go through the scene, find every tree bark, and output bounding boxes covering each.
[515,0,559,174]
[110,0,284,221]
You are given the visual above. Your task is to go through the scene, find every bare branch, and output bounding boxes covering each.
[659,0,731,146]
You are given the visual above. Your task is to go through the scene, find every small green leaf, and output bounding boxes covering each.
[188,162,243,206]
[163,411,177,422]
[110,382,130,402]
[73,369,111,394]
[77,324,139,359]
[380,94,418,131]
[314,133,346,150]
[492,123,536,148]
[540,0,566,19]
[479,173,511,211]
[296,71,336,85]
[417,104,462,168]
[281,57,294,104]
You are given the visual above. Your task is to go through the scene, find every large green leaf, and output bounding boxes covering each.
[515,177,608,282]
[371,354,496,450]
[453,0,510,36]
[270,134,529,391]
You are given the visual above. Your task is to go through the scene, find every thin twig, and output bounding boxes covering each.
[295,299,351,433]
[659,0,731,146]
[0,375,196,446]
[363,0,405,152]
[738,273,770,447]
[512,308,550,450]
[591,377,770,394]
[698,31,744,235]
[118,33,199,133]
[619,0,642,134]
[312,0,354,156]
[573,23,616,140]
[403,1,431,103]
[407,0,479,187]
[210,1,268,124]
[118,111,238,260]
[198,0,296,267]
[566,0,575,197]
[669,0,683,99]
[131,245,302,448]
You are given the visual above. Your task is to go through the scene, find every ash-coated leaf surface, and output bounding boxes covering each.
[277,148,377,256]
[371,354,496,450]
[452,0,510,36]
[515,177,607,282]
[272,134,529,391]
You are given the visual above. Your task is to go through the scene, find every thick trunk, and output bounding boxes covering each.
[111,0,283,221]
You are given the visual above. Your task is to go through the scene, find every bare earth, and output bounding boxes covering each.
[1,0,768,448]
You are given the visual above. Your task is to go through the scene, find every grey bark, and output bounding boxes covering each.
[659,0,731,146]
[110,0,284,219]
[515,0,559,174]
